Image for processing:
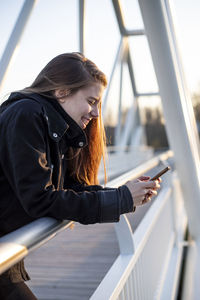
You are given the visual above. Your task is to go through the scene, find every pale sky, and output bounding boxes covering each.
[173,0,200,92]
[0,0,199,102]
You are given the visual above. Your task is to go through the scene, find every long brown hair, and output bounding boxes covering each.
[21,52,107,185]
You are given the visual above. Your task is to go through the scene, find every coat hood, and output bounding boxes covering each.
[0,92,26,113]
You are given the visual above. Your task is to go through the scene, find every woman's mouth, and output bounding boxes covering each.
[81,117,91,128]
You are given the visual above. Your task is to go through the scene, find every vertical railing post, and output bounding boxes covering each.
[115,215,135,255]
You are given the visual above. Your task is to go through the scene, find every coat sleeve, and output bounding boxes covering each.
[0,102,133,224]
[64,174,110,192]
[64,176,135,215]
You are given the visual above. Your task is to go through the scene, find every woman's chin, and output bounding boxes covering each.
[80,121,86,129]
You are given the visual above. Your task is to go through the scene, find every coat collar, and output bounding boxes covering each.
[31,93,88,148]
[7,92,88,148]
[42,96,88,148]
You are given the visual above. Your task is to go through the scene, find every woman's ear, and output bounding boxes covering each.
[54,89,70,101]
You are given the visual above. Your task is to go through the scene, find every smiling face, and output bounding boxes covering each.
[55,83,104,129]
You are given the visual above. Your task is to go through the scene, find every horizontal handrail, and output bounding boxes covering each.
[0,218,73,275]
[0,150,173,275]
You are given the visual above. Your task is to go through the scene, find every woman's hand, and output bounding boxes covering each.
[125,176,161,206]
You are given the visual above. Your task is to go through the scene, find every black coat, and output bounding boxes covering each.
[0,92,133,237]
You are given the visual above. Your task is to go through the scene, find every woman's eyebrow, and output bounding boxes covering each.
[88,96,100,102]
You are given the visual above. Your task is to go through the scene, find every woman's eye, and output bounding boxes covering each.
[88,100,95,105]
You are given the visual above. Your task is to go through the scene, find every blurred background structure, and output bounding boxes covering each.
[0,0,200,299]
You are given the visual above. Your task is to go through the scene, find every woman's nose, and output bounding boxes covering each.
[91,105,99,118]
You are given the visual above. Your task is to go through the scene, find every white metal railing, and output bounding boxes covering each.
[90,152,187,300]
[0,150,185,300]
[0,151,172,274]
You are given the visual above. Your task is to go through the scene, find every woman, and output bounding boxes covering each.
[0,52,160,299]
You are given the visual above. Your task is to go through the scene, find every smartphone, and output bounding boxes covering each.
[150,166,170,181]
